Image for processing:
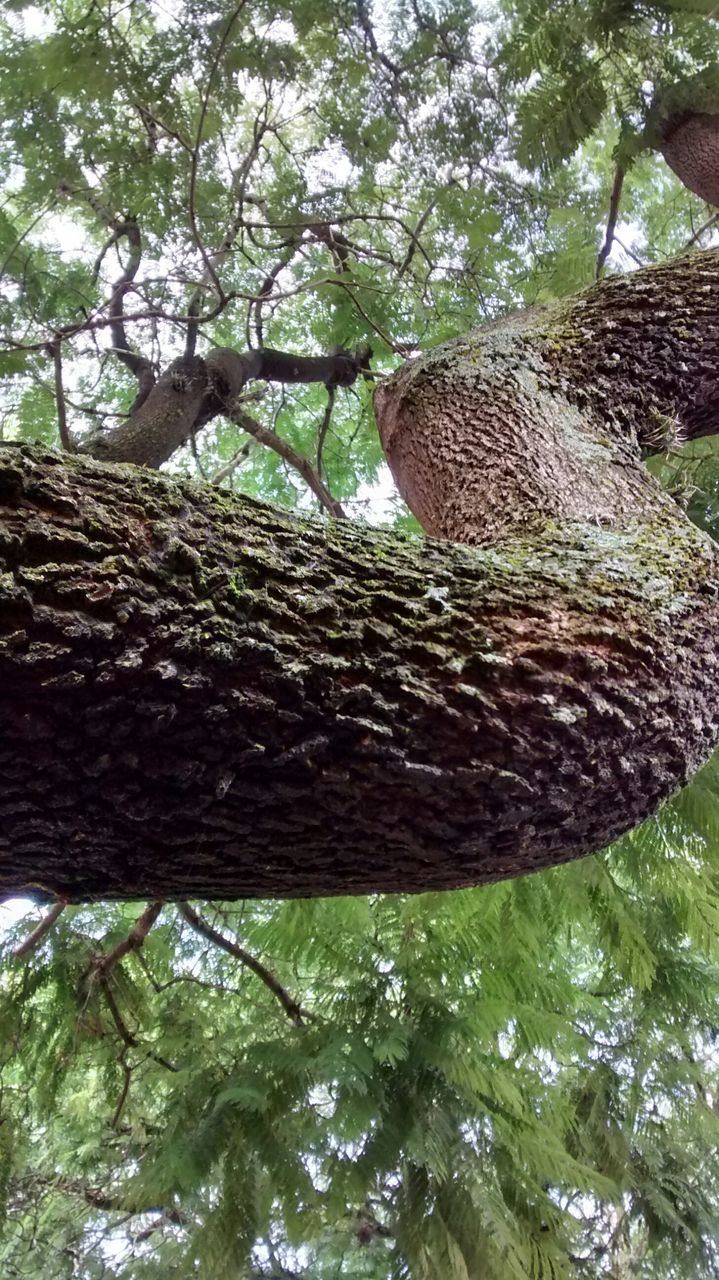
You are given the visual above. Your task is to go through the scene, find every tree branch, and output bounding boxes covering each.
[186,101,271,359]
[49,340,74,453]
[210,439,253,486]
[85,343,373,470]
[103,219,156,411]
[178,902,310,1026]
[100,973,178,1072]
[596,165,625,278]
[11,899,67,959]
[316,385,336,481]
[187,0,249,315]
[684,210,719,251]
[397,192,442,279]
[93,901,164,977]
[236,407,347,517]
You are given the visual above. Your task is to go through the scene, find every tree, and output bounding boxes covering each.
[1,1,719,1276]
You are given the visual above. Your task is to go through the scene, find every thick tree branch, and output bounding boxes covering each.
[178,902,309,1026]
[3,252,719,899]
[84,343,373,470]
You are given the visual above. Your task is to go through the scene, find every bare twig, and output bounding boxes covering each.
[235,409,347,517]
[596,165,625,278]
[12,899,68,959]
[178,901,310,1025]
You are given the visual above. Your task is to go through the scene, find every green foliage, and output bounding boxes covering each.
[0,2,719,1278]
[1,798,718,1277]
[515,64,608,175]
[501,0,719,192]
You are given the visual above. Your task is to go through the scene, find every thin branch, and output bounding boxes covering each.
[57,182,155,407]
[0,201,56,288]
[611,235,645,269]
[178,901,310,1025]
[131,100,193,154]
[596,164,625,278]
[49,340,74,452]
[397,192,441,279]
[252,240,299,347]
[684,210,719,251]
[21,1172,188,1221]
[94,901,164,977]
[235,408,347,517]
[355,0,401,78]
[12,899,68,959]
[186,102,271,358]
[187,0,248,309]
[332,277,408,354]
[1,271,380,355]
[100,974,178,1072]
[188,426,208,479]
[111,1056,132,1130]
[210,439,253,485]
[104,219,156,410]
[316,385,336,480]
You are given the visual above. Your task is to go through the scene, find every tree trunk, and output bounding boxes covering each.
[2,251,719,901]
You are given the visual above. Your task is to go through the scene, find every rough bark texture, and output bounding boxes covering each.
[375,251,719,542]
[2,250,719,901]
[660,112,719,207]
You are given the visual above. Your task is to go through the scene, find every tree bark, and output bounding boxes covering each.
[2,251,719,901]
[84,347,370,470]
[660,112,719,207]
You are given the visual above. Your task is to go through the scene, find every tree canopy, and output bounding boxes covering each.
[1,0,719,1276]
